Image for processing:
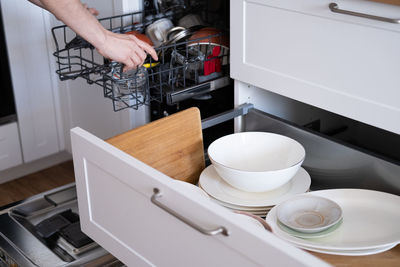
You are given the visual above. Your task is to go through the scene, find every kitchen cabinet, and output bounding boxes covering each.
[1,1,61,162]
[231,0,400,135]
[0,122,23,171]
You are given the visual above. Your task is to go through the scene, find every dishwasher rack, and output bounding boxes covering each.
[51,10,230,111]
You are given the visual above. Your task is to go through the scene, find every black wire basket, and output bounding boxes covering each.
[52,10,229,111]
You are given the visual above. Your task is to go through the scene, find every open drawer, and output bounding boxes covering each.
[70,108,328,266]
[230,0,400,134]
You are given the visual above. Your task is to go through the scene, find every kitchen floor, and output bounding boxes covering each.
[0,161,75,207]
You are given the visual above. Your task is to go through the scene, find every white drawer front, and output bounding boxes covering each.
[71,127,328,267]
[231,0,400,134]
[0,122,23,171]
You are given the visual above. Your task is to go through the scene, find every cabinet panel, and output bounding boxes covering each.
[231,0,400,134]
[0,122,23,171]
[2,1,60,162]
[71,127,328,267]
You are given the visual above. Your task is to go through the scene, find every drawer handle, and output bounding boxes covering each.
[151,188,230,236]
[329,3,400,24]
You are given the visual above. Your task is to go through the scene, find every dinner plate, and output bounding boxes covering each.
[266,189,400,251]
[199,165,311,207]
[173,180,210,199]
[207,196,273,211]
[235,214,265,230]
[301,243,397,256]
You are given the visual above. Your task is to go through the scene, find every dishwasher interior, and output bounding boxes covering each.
[51,0,230,112]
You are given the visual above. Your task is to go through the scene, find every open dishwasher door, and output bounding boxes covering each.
[70,111,329,266]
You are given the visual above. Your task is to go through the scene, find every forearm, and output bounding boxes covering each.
[39,0,106,50]
[27,0,46,10]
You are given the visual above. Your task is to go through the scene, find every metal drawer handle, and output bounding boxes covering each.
[329,3,400,24]
[150,188,229,236]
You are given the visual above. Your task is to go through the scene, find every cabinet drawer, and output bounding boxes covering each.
[71,127,328,267]
[0,122,23,171]
[231,0,400,134]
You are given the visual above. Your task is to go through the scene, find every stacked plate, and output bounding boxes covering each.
[198,165,311,217]
[266,189,400,256]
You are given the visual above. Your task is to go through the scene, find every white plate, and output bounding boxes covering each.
[266,189,400,251]
[207,196,273,211]
[277,219,343,239]
[235,214,265,230]
[300,243,397,256]
[199,165,311,207]
[276,195,342,233]
[173,180,210,199]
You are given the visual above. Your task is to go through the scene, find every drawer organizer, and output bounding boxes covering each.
[51,10,230,111]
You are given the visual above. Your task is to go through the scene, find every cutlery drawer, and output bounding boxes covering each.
[231,0,400,134]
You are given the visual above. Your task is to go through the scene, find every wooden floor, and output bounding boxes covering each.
[0,161,75,207]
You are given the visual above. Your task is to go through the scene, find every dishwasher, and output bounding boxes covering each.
[51,0,232,148]
[1,0,400,266]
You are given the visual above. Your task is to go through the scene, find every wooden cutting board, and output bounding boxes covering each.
[106,107,205,184]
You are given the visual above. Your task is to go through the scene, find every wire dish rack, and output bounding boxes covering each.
[51,10,230,111]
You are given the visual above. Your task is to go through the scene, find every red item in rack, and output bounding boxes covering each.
[204,46,221,76]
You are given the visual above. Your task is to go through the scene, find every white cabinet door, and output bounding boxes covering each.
[2,1,60,162]
[71,127,329,267]
[0,122,23,171]
[231,0,400,135]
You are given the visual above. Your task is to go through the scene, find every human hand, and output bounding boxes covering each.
[96,30,158,72]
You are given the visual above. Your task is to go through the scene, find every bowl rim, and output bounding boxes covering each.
[207,132,306,173]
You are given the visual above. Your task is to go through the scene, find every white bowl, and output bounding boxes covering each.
[207,132,305,192]
[276,195,343,233]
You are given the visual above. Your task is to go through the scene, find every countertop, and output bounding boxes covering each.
[310,244,400,267]
[369,0,400,6]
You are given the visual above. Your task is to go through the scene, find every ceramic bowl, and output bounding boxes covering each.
[207,132,305,192]
[124,30,154,46]
[276,195,343,233]
[188,27,229,48]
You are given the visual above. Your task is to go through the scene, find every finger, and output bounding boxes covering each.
[122,57,135,72]
[135,48,147,64]
[137,41,158,61]
[125,37,146,62]
[130,53,142,68]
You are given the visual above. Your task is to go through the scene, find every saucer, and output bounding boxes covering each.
[277,219,343,239]
[276,195,342,233]
[198,165,311,207]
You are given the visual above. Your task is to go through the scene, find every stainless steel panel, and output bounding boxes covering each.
[243,109,400,195]
[0,184,117,266]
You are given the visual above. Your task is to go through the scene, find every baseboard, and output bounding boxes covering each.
[0,151,72,184]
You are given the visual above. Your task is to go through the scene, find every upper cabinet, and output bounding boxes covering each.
[231,0,400,135]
